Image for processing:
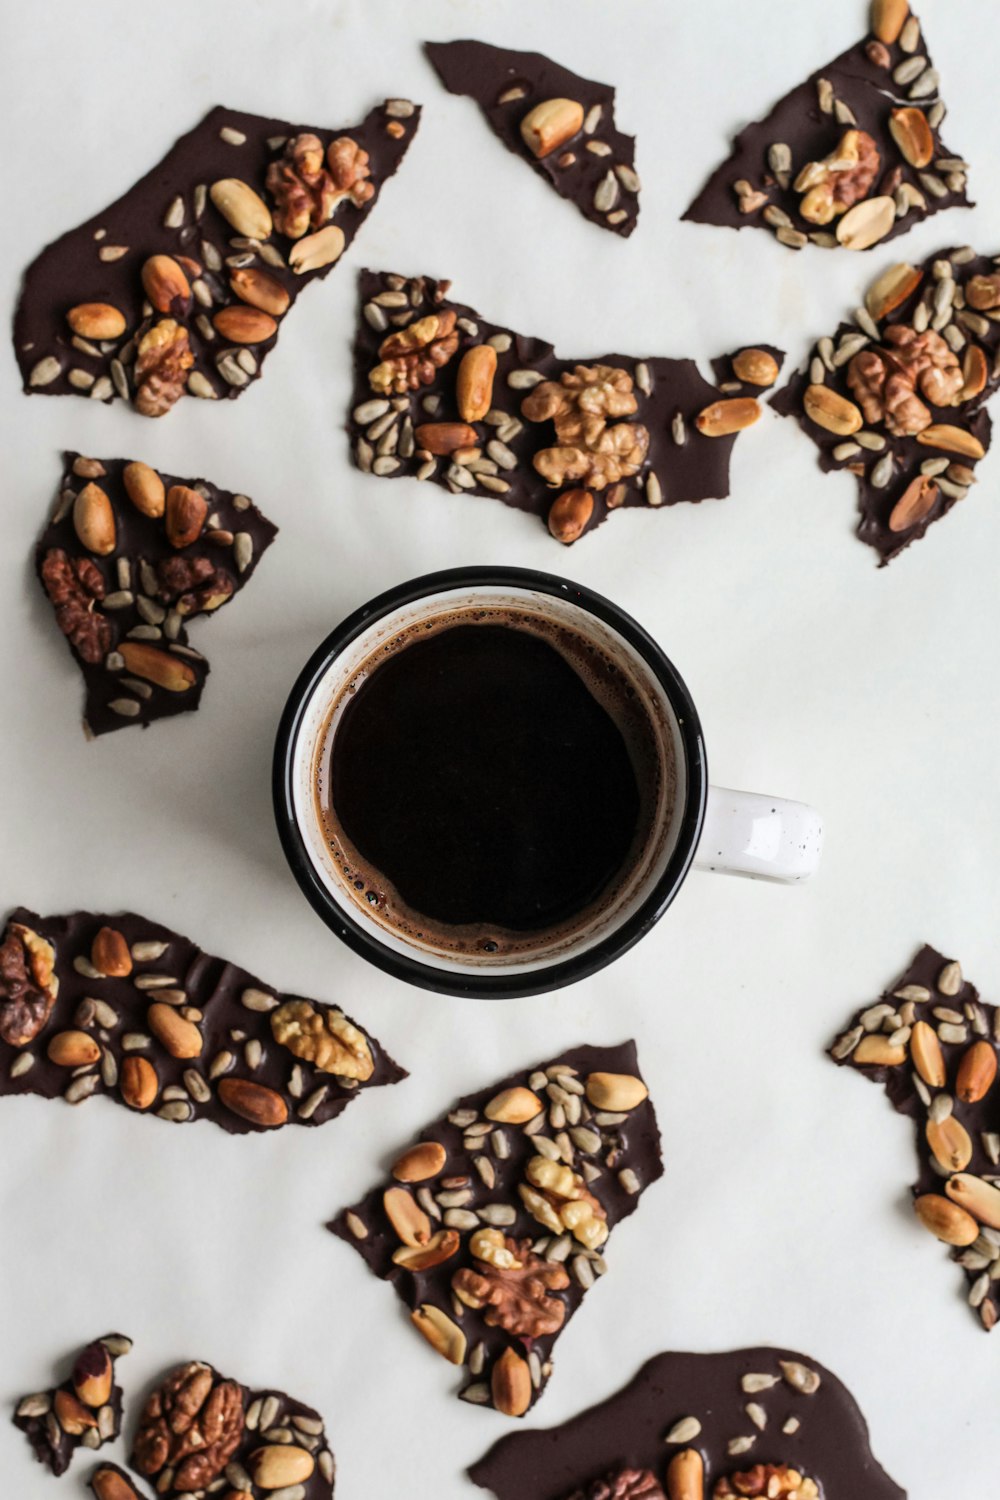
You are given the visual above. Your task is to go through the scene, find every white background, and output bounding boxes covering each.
[1,1,998,1494]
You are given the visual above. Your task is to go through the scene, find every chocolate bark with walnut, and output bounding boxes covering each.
[36,451,277,735]
[349,269,783,544]
[0,907,404,1134]
[14,102,419,412]
[13,1333,130,1477]
[425,41,640,237]
[330,1041,662,1415]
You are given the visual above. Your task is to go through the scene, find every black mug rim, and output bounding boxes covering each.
[272,566,708,999]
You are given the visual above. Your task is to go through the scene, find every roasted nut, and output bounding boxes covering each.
[694,398,761,436]
[266,132,341,238]
[548,488,594,544]
[229,267,290,317]
[452,1233,569,1336]
[915,425,985,459]
[945,1172,1000,1229]
[67,303,126,340]
[212,305,278,344]
[491,1347,533,1417]
[966,274,1000,311]
[54,1388,98,1434]
[914,1193,979,1245]
[370,311,459,395]
[271,1000,374,1079]
[134,319,193,418]
[248,1443,315,1487]
[520,98,585,158]
[123,462,166,518]
[865,262,922,320]
[92,926,132,978]
[0,923,59,1046]
[392,1140,447,1182]
[872,0,910,44]
[457,344,498,422]
[522,1156,608,1248]
[134,1363,244,1490]
[47,1029,101,1067]
[121,1055,158,1110]
[667,1447,704,1500]
[926,1114,973,1172]
[485,1086,543,1123]
[288,224,346,274]
[217,1077,288,1127]
[40,549,110,663]
[413,422,480,455]
[148,1002,203,1059]
[853,1034,906,1065]
[384,1185,432,1246]
[392,1228,460,1271]
[961,345,988,402]
[803,385,863,436]
[715,1464,819,1499]
[836,196,896,250]
[73,1340,113,1406]
[92,1467,142,1500]
[141,255,192,316]
[956,1040,998,1103]
[411,1304,467,1363]
[524,364,649,488]
[795,130,880,223]
[210,178,273,239]
[909,1019,946,1085]
[732,349,779,387]
[326,136,375,206]
[585,1072,648,1111]
[889,107,934,169]
[73,482,116,555]
[118,642,198,693]
[165,485,208,548]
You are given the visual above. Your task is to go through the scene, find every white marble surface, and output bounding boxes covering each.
[2,0,999,1494]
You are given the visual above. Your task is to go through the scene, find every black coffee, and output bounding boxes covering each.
[315,609,669,955]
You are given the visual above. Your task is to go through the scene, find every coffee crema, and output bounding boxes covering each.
[313,606,674,957]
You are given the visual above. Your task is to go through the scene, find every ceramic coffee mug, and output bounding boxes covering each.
[273,567,822,998]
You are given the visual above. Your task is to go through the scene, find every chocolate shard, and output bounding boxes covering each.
[425,40,639,237]
[771,245,997,563]
[131,1360,335,1498]
[349,268,783,542]
[330,1041,662,1416]
[0,907,405,1134]
[830,943,1000,1332]
[469,1347,906,1500]
[14,101,419,414]
[685,5,971,252]
[13,1332,130,1477]
[37,451,277,735]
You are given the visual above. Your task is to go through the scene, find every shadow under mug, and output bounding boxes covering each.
[272,567,823,999]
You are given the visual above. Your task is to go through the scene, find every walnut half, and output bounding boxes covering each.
[271,1000,374,1080]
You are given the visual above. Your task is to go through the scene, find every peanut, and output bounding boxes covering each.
[865,262,922,320]
[484,1086,543,1124]
[47,1030,101,1068]
[229,267,290,317]
[888,108,934,169]
[209,178,273,239]
[391,1229,460,1271]
[909,1020,946,1087]
[732,348,779,387]
[914,1193,979,1245]
[667,1447,704,1500]
[120,1056,159,1111]
[871,0,910,44]
[66,303,126,340]
[141,255,191,315]
[803,385,864,437]
[53,1389,97,1434]
[854,1035,906,1066]
[491,1347,532,1416]
[92,1469,142,1500]
[73,1342,113,1406]
[411,1304,466,1364]
[836,196,896,250]
[384,1186,432,1246]
[165,484,208,548]
[520,98,585,159]
[212,305,278,345]
[147,1002,203,1059]
[916,425,986,459]
[456,344,497,422]
[217,1077,288,1127]
[547,488,594,544]
[288,223,345,274]
[413,422,479,455]
[888,476,939,533]
[945,1173,1000,1230]
[73,482,116,555]
[118,642,197,694]
[926,1114,973,1172]
[694,397,761,436]
[123,461,166,518]
[248,1444,315,1487]
[956,1040,997,1103]
[584,1072,648,1111]
[92,926,132,978]
[391,1140,447,1182]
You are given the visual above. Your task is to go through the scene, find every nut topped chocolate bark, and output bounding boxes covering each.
[349,269,783,543]
[13,1332,131,1477]
[831,944,1000,1331]
[37,451,277,734]
[0,908,404,1132]
[330,1042,662,1415]
[469,1348,905,1500]
[684,2,971,253]
[425,41,640,237]
[771,247,998,562]
[131,1360,335,1497]
[14,101,419,414]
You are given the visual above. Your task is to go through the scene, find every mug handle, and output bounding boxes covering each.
[693,786,823,883]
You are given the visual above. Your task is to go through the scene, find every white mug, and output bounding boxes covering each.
[273,568,822,998]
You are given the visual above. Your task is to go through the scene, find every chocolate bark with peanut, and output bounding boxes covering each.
[330,1042,662,1415]
[831,943,1000,1331]
[349,269,783,544]
[771,246,998,562]
[0,908,404,1134]
[425,41,640,237]
[14,101,419,412]
[469,1348,904,1500]
[13,1333,130,1477]
[37,451,277,735]
[685,2,971,253]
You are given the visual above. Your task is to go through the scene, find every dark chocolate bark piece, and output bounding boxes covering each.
[830,944,1000,1331]
[771,245,997,563]
[131,1360,335,1497]
[425,41,639,237]
[330,1042,662,1415]
[14,101,419,414]
[349,269,783,543]
[13,1332,130,1477]
[469,1348,905,1500]
[684,3,971,253]
[90,1463,154,1500]
[0,908,404,1133]
[37,450,277,735]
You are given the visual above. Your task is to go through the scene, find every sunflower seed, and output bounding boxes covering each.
[182,1069,210,1104]
[835,100,857,125]
[920,171,948,199]
[665,1415,702,1443]
[587,140,612,157]
[854,305,881,339]
[856,431,887,452]
[444,1208,480,1230]
[728,1437,756,1457]
[582,102,603,133]
[833,333,869,367]
[355,437,374,473]
[298,1086,327,1120]
[643,471,663,508]
[449,1108,478,1127]
[780,1360,820,1394]
[374,456,401,477]
[671,411,687,445]
[741,1372,780,1393]
[871,454,894,488]
[460,1383,491,1405]
[615,163,641,194]
[9,1052,34,1079]
[29,356,62,386]
[816,77,834,113]
[91,375,114,401]
[17,1393,51,1418]
[817,336,836,371]
[437,1188,473,1208]
[572,1254,595,1289]
[768,142,792,189]
[970,1272,990,1308]
[65,1074,98,1104]
[99,244,128,262]
[217,354,248,387]
[783,1417,801,1435]
[939,1022,968,1045]
[219,125,247,145]
[209,1050,234,1080]
[364,301,388,332]
[909,67,939,99]
[508,368,543,390]
[618,1167,640,1194]
[984,1133,1000,1166]
[416,459,435,481]
[745,1402,767,1431]
[776,226,808,249]
[894,55,927,85]
[109,698,141,718]
[763,205,793,229]
[241,988,275,1013]
[479,1203,517,1229]
[939,960,963,996]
